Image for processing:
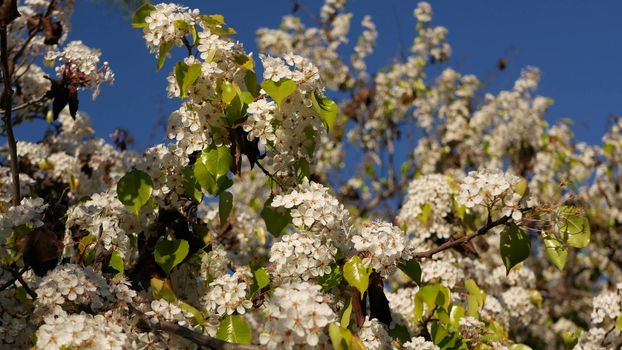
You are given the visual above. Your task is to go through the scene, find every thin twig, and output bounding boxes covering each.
[15,270,37,299]
[412,215,511,259]
[1,25,20,206]
[11,93,48,112]
[129,304,263,350]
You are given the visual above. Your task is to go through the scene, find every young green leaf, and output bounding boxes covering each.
[254,267,270,290]
[500,224,531,273]
[340,297,353,328]
[156,41,173,71]
[261,198,291,237]
[343,256,372,296]
[260,79,296,107]
[198,145,233,178]
[311,91,338,131]
[219,191,233,225]
[175,62,202,99]
[319,264,343,291]
[397,258,422,284]
[154,239,190,276]
[182,167,203,203]
[132,2,155,28]
[328,323,352,350]
[542,232,568,271]
[559,206,590,248]
[215,315,252,345]
[150,277,178,302]
[413,284,451,321]
[465,279,486,318]
[116,169,153,215]
[108,251,124,278]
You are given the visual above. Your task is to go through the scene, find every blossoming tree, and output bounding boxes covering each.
[0,1,619,349]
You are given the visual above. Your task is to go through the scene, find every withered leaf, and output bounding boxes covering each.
[16,226,61,276]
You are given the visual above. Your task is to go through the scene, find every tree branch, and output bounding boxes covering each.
[1,24,19,206]
[129,304,263,350]
[411,215,511,259]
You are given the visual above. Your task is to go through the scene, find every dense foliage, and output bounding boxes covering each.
[0,1,620,349]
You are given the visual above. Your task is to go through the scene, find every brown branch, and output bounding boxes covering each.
[1,25,19,206]
[129,304,263,350]
[411,215,511,259]
[351,289,365,327]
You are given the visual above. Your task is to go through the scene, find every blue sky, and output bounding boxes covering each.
[11,0,622,150]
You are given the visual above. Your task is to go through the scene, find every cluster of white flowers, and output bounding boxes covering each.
[357,317,392,350]
[35,309,127,350]
[34,264,113,315]
[202,270,253,316]
[271,180,350,241]
[457,169,525,220]
[411,2,451,62]
[0,197,47,260]
[397,174,458,242]
[144,299,191,326]
[421,256,463,288]
[259,282,335,349]
[269,232,337,282]
[590,283,622,325]
[142,3,199,53]
[403,336,439,350]
[351,15,377,80]
[45,40,114,98]
[257,0,354,90]
[64,190,148,262]
[350,221,408,276]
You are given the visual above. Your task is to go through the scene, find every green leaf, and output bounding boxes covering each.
[311,91,338,131]
[328,323,352,350]
[154,239,190,276]
[617,314,622,331]
[449,304,465,330]
[500,224,531,273]
[509,345,533,350]
[340,297,353,328]
[261,198,291,237]
[215,315,252,345]
[117,169,153,215]
[388,323,411,343]
[397,258,422,284]
[319,264,343,291]
[245,71,260,97]
[343,256,372,296]
[261,79,297,107]
[419,203,433,224]
[193,159,217,194]
[219,191,233,225]
[175,62,202,99]
[294,158,310,184]
[414,284,451,322]
[179,301,207,326]
[221,81,239,105]
[559,206,590,248]
[132,2,155,28]
[108,251,124,278]
[234,54,254,71]
[543,231,568,271]
[157,41,173,71]
[150,277,178,302]
[198,145,233,178]
[182,167,203,203]
[465,279,486,318]
[254,267,270,289]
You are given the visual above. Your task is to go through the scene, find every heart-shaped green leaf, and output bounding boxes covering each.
[116,169,153,215]
[154,239,189,276]
[261,79,296,107]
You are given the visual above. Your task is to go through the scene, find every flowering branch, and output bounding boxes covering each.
[130,305,263,350]
[411,215,512,259]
